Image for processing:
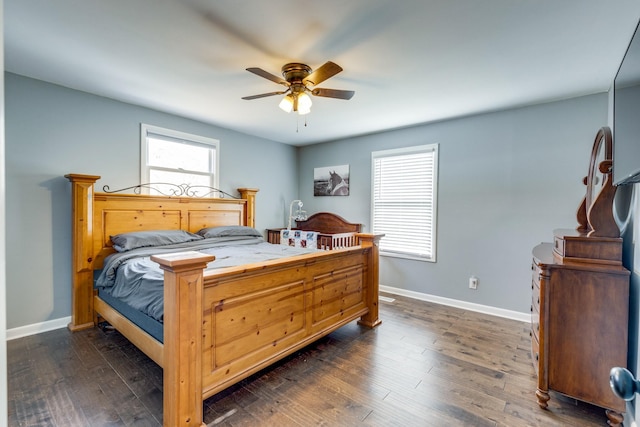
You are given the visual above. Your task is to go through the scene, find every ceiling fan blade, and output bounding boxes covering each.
[311,88,355,100]
[246,68,289,86]
[303,61,343,87]
[242,91,286,100]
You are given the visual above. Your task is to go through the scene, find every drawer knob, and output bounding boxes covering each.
[530,305,533,312]
[537,297,540,305]
[535,353,539,361]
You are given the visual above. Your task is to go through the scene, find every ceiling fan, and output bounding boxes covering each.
[242,61,355,115]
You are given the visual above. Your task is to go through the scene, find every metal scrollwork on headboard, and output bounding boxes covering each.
[101,182,240,199]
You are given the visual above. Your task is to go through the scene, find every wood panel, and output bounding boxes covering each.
[65,174,101,331]
[548,267,628,410]
[200,248,376,400]
[311,264,365,327]
[187,210,243,232]
[295,212,362,234]
[101,209,182,237]
[153,251,216,427]
[211,281,307,366]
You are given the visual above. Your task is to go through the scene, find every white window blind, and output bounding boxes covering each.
[140,124,219,195]
[371,144,438,262]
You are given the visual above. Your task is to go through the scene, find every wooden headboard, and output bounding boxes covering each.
[295,212,362,234]
[90,190,257,269]
[65,173,258,329]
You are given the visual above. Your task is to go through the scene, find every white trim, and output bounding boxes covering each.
[6,316,71,341]
[371,144,439,262]
[140,123,220,189]
[380,285,530,323]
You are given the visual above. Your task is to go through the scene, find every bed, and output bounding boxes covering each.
[65,174,383,427]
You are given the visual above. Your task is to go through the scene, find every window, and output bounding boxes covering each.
[140,124,219,196]
[371,144,438,262]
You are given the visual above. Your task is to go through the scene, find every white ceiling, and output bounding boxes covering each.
[5,0,640,146]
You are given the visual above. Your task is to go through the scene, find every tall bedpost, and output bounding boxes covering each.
[237,188,258,228]
[151,251,215,427]
[65,173,101,331]
[356,233,384,328]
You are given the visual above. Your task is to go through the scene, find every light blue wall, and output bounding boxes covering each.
[298,94,608,314]
[5,72,298,329]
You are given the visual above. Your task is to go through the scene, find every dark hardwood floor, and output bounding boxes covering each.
[8,294,611,426]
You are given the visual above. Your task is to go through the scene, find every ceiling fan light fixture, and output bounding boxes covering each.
[297,92,312,112]
[298,104,311,115]
[244,61,353,117]
[279,94,294,113]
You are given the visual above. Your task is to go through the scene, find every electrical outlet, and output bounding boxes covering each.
[469,276,478,289]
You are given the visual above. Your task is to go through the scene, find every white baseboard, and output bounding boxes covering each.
[379,285,530,323]
[6,316,71,341]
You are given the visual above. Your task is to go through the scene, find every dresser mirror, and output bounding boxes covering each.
[585,130,608,210]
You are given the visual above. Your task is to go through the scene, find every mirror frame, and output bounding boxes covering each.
[577,127,619,237]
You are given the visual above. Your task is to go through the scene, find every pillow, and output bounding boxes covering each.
[197,225,263,239]
[111,229,203,252]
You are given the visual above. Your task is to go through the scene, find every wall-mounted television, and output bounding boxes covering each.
[613,18,640,186]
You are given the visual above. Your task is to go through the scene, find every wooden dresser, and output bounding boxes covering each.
[531,127,630,426]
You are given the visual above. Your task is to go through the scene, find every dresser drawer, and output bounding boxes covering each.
[532,262,543,288]
[552,230,622,264]
[531,334,540,376]
[531,284,541,313]
[553,236,565,258]
[531,262,541,341]
[531,301,540,341]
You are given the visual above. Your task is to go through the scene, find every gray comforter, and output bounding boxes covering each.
[96,236,314,322]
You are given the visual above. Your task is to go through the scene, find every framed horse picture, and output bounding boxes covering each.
[314,164,350,196]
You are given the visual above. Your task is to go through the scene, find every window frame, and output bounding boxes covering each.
[371,143,439,262]
[140,124,220,193]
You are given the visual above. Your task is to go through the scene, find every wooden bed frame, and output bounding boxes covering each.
[66,174,383,427]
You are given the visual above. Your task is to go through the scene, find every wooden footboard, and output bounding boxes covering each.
[201,240,380,398]
[153,234,381,426]
[66,174,382,427]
